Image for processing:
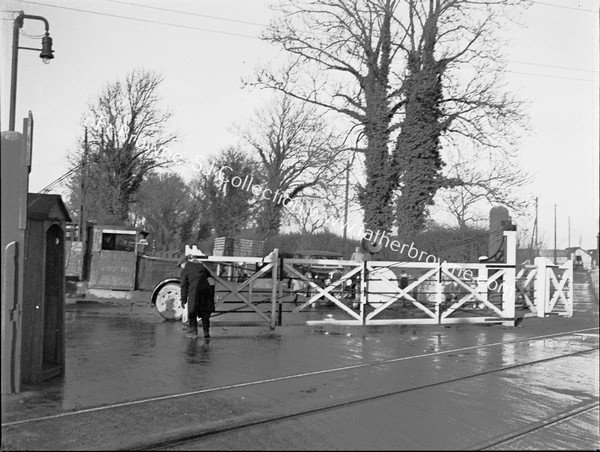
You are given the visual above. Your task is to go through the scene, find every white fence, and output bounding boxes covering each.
[174,232,572,328]
[282,257,572,327]
[278,231,572,327]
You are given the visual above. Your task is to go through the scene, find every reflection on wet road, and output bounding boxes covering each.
[1,301,598,450]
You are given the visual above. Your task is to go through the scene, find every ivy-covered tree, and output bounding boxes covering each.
[249,0,402,233]
[394,0,528,237]
[250,0,529,236]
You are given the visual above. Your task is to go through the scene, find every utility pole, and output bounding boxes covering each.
[535,197,538,250]
[568,216,571,248]
[343,156,350,241]
[529,196,538,262]
[554,204,557,263]
[78,127,88,241]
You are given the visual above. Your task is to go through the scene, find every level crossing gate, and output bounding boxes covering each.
[170,232,572,328]
[166,250,280,329]
[276,231,573,327]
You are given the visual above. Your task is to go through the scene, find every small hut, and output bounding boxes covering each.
[21,193,71,384]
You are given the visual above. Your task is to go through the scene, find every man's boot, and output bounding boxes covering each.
[185,326,198,339]
[202,317,210,339]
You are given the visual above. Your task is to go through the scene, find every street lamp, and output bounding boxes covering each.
[9,10,54,131]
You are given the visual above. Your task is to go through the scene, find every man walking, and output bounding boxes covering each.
[180,253,215,339]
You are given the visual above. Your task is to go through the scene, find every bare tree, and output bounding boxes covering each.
[130,172,198,251]
[249,0,529,236]
[237,94,346,238]
[248,0,405,233]
[67,69,178,224]
[283,187,345,234]
[436,148,532,229]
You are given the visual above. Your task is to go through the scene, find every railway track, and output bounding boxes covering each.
[137,345,599,450]
[473,400,599,450]
[3,327,598,450]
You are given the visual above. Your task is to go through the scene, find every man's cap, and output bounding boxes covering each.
[185,244,206,258]
[177,244,207,266]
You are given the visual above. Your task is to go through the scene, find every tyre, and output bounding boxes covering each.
[152,280,184,321]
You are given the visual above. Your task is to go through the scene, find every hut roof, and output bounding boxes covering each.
[27,193,72,222]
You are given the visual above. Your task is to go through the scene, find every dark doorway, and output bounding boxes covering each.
[43,224,64,378]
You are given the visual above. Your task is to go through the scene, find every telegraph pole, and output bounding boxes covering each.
[535,197,538,250]
[343,156,350,241]
[554,204,557,263]
[78,127,88,241]
[529,196,538,262]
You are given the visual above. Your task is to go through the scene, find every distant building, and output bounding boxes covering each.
[539,247,594,270]
[588,249,598,268]
[538,249,568,265]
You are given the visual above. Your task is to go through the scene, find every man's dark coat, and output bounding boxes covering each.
[180,261,215,313]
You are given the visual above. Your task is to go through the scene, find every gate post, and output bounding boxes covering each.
[564,259,573,317]
[2,130,29,394]
[270,248,279,330]
[502,230,516,325]
[277,255,284,326]
[435,262,443,324]
[360,261,368,325]
[534,257,548,318]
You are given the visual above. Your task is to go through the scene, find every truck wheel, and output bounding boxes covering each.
[153,281,183,321]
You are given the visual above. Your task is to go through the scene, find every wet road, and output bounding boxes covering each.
[159,346,598,451]
[1,294,599,450]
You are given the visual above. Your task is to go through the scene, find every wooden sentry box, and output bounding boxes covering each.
[22,193,71,384]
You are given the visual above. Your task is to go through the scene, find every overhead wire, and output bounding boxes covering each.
[509,60,598,74]
[38,164,81,194]
[19,0,597,198]
[505,69,598,83]
[105,0,267,27]
[431,229,504,255]
[16,1,596,82]
[19,0,260,39]
[533,0,597,13]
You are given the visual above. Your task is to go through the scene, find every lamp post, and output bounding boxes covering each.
[9,10,54,132]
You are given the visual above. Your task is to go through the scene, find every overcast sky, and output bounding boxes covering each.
[1,0,598,250]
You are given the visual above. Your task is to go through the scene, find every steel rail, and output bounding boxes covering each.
[472,400,599,451]
[3,327,597,429]
[134,347,599,451]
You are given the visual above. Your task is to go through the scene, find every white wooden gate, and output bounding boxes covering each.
[533,257,573,317]
[175,231,572,328]
[280,231,572,327]
[195,250,280,329]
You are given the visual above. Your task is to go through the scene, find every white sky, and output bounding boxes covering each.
[1,0,598,250]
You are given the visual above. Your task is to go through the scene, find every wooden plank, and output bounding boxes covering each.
[88,251,135,289]
[65,241,84,278]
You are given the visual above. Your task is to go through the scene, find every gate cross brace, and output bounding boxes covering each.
[441,268,505,318]
[366,266,437,320]
[515,267,537,313]
[285,263,361,320]
[548,270,569,311]
[205,262,274,323]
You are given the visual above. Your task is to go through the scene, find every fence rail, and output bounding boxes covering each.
[164,232,572,328]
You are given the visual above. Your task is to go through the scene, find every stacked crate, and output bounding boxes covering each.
[213,237,264,257]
